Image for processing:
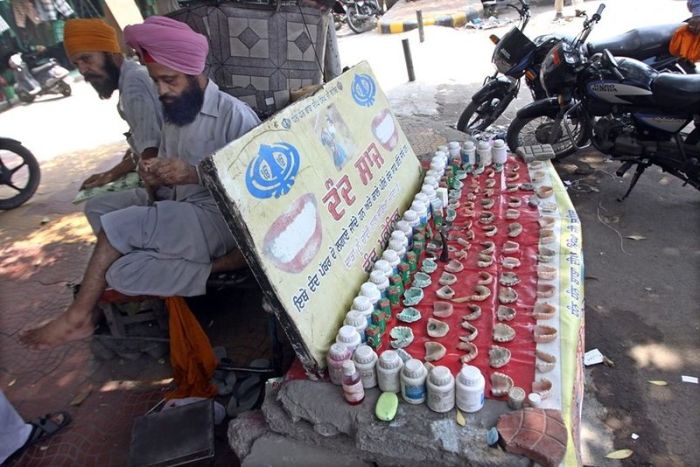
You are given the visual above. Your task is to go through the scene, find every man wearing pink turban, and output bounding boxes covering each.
[20,16,261,349]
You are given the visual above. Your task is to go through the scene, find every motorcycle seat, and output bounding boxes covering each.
[30,62,54,75]
[652,72,700,108]
[588,23,681,61]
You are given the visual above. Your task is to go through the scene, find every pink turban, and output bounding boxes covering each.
[124,16,208,75]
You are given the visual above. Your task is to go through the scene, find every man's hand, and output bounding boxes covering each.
[80,171,116,190]
[139,158,162,189]
[151,159,198,186]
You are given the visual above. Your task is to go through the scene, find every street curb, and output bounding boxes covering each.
[378,5,481,34]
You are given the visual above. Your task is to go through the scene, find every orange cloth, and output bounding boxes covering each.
[64,18,121,58]
[164,297,218,399]
[669,24,700,62]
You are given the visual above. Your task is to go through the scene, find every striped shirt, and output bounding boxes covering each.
[117,59,163,155]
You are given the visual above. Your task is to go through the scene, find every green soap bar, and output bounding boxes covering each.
[375,392,399,422]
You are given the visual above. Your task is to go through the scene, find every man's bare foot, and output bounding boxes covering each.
[19,312,95,350]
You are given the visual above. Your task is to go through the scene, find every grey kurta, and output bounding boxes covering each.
[88,80,260,297]
[117,59,163,155]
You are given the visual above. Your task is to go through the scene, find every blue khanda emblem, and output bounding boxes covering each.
[246,142,300,199]
[351,73,376,107]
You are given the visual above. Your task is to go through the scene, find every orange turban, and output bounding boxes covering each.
[64,18,121,58]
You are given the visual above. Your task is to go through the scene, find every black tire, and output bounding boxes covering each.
[17,90,35,104]
[457,88,513,133]
[347,9,375,34]
[507,113,589,159]
[0,140,41,210]
[58,81,72,97]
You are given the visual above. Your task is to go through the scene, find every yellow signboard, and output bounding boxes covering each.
[203,62,422,373]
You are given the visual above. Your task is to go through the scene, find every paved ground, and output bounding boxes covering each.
[1,0,698,465]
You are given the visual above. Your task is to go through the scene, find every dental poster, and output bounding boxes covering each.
[202,62,422,373]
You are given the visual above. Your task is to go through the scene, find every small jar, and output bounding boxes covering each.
[401,359,428,405]
[369,270,390,296]
[410,200,428,226]
[382,249,400,273]
[372,259,393,279]
[424,169,440,181]
[326,343,351,385]
[477,140,492,167]
[353,344,378,389]
[390,230,409,250]
[341,360,365,405]
[456,365,485,413]
[403,210,420,231]
[421,184,437,203]
[433,150,448,165]
[388,238,407,260]
[426,366,455,413]
[359,282,381,309]
[336,325,361,354]
[395,220,413,248]
[423,175,439,189]
[350,295,373,325]
[461,140,476,166]
[344,310,368,343]
[492,139,508,171]
[377,350,403,393]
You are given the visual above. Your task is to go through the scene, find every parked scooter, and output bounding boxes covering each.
[0,138,41,210]
[333,0,383,34]
[8,51,71,104]
[457,0,694,136]
[506,4,700,198]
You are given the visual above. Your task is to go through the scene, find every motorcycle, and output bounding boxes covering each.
[332,0,382,34]
[506,4,700,199]
[0,138,41,210]
[8,51,72,104]
[457,0,694,140]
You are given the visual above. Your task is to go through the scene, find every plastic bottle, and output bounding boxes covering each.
[390,230,409,250]
[395,220,414,248]
[369,270,390,296]
[423,175,439,190]
[462,140,476,167]
[426,366,456,413]
[344,310,368,343]
[430,159,446,175]
[456,365,485,413]
[401,359,428,405]
[477,140,492,167]
[410,200,428,226]
[353,345,378,389]
[403,209,420,232]
[377,350,403,393]
[421,184,437,204]
[388,238,406,260]
[372,259,393,279]
[341,360,365,405]
[381,249,401,273]
[326,343,352,385]
[424,169,440,181]
[336,325,361,353]
[433,150,448,165]
[350,295,373,325]
[359,282,381,310]
[492,139,508,171]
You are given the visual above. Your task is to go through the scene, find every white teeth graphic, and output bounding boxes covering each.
[375,112,396,144]
[269,199,317,263]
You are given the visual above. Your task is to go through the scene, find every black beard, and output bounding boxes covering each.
[161,78,204,127]
[84,53,120,99]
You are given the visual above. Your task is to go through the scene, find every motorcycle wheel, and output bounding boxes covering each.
[58,81,72,97]
[507,113,589,159]
[457,89,513,133]
[17,90,36,104]
[0,140,41,210]
[347,10,375,34]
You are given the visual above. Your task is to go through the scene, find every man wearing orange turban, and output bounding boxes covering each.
[20,17,260,351]
[63,18,163,192]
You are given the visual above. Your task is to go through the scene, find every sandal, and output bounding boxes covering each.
[11,411,71,459]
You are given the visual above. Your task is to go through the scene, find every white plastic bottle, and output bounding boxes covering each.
[477,140,492,167]
[359,282,381,310]
[462,140,476,167]
[456,365,485,413]
[492,139,508,171]
[372,259,393,279]
[377,350,403,393]
[326,343,352,385]
[390,230,409,250]
[388,238,407,260]
[344,310,368,343]
[353,344,378,389]
[369,270,390,296]
[401,359,428,405]
[336,325,361,353]
[402,210,420,232]
[381,249,401,273]
[426,366,455,413]
[350,295,374,325]
[411,200,428,226]
[395,220,413,248]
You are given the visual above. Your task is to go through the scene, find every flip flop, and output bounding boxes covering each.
[14,411,72,456]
